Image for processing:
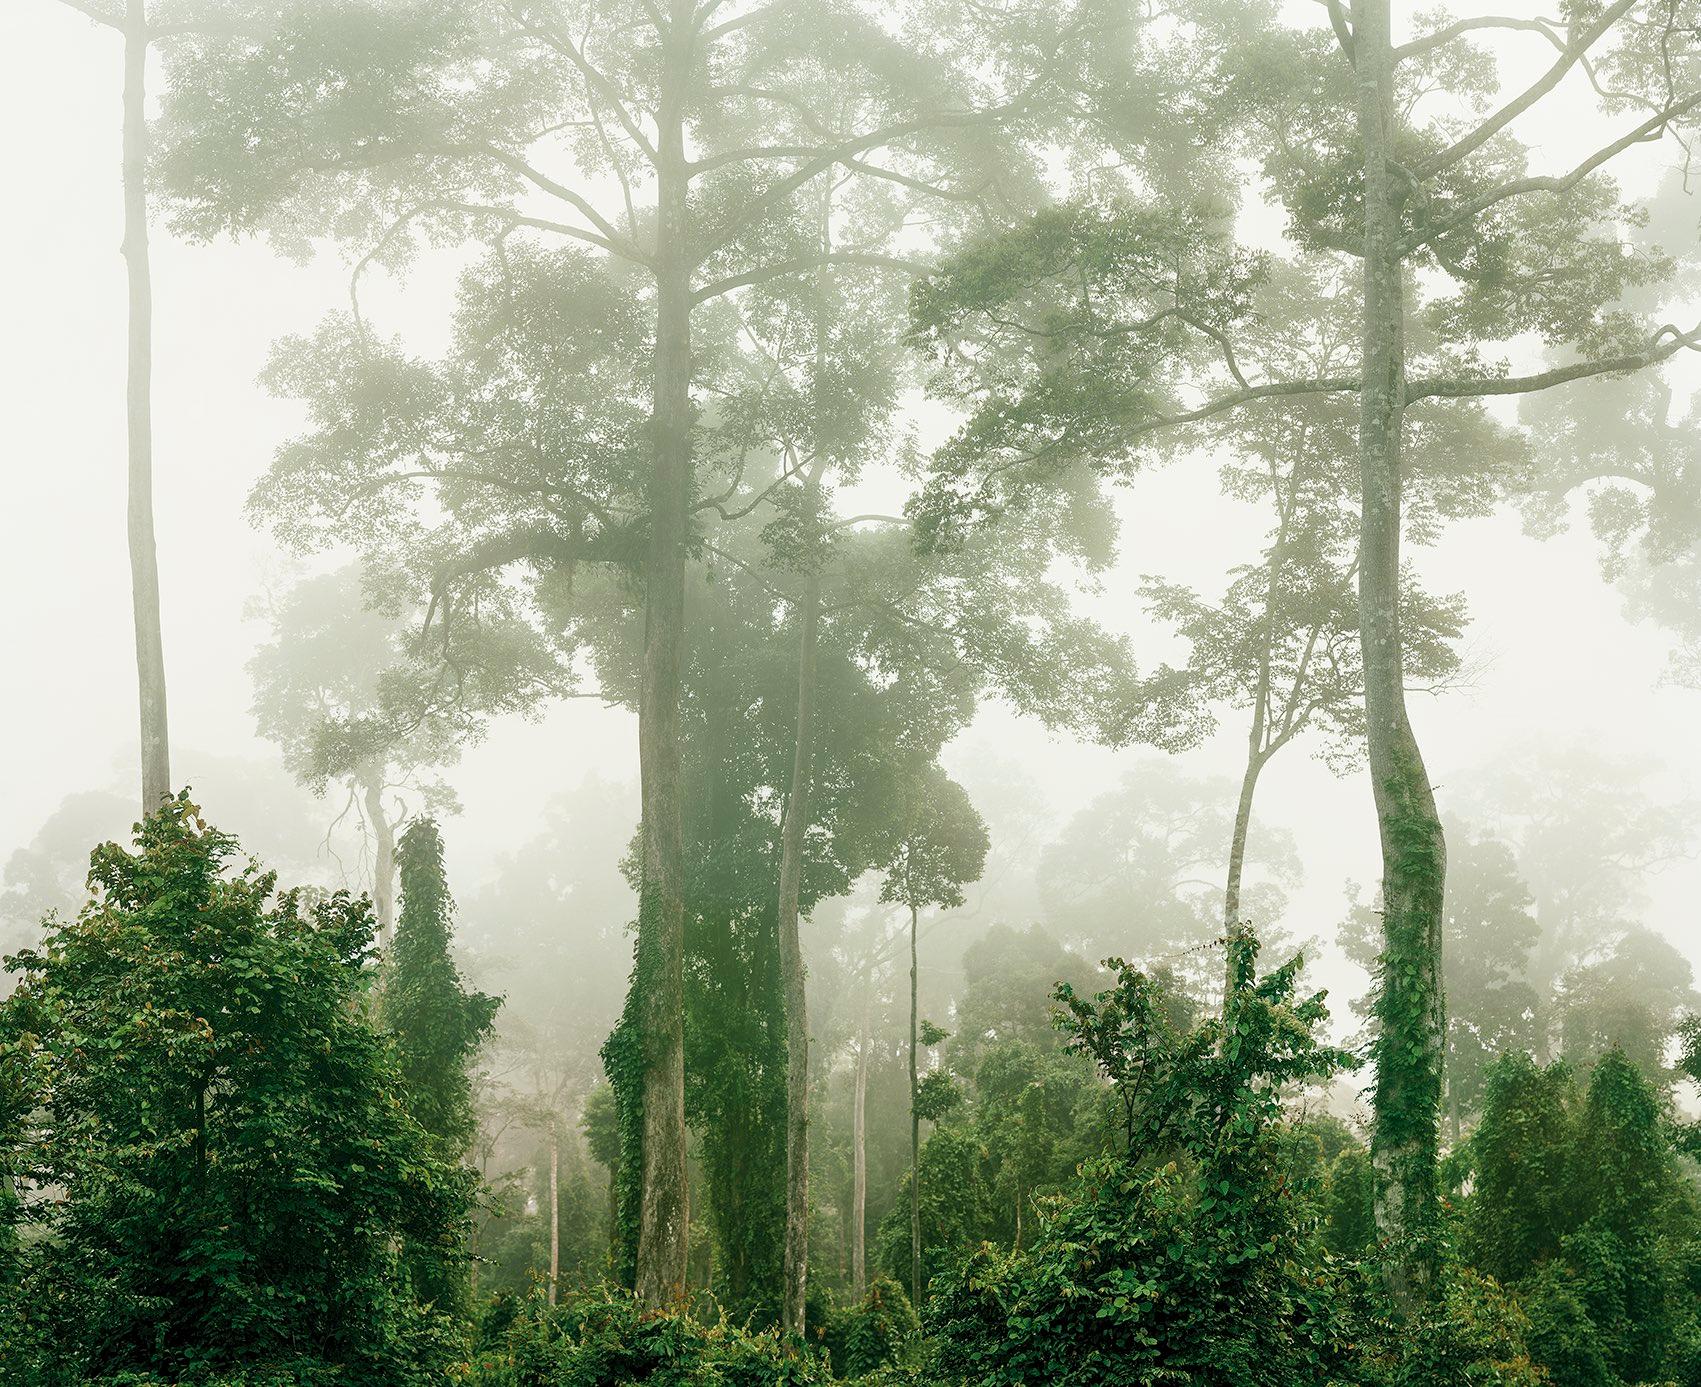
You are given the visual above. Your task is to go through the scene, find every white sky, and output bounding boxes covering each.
[4,0,1700,1021]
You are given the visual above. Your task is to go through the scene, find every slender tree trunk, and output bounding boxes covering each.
[631,6,694,1309]
[777,509,823,1336]
[1222,489,1289,1005]
[909,902,921,1308]
[1354,0,1447,1313]
[851,988,869,1300]
[360,769,396,943]
[124,0,170,812]
[549,1132,560,1307]
[1222,744,1267,1002]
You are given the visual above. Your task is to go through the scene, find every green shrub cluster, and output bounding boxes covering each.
[463,1287,830,1385]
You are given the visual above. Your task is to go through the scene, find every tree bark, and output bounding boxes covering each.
[1222,745,1266,1001]
[851,986,870,1300]
[360,769,396,944]
[777,511,823,1336]
[124,0,170,813]
[631,3,694,1310]
[1353,0,1447,1313]
[548,1132,560,1307]
[909,901,921,1308]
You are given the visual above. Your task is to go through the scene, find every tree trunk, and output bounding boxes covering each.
[909,902,921,1308]
[124,0,170,813]
[851,988,870,1300]
[1222,745,1266,1002]
[549,1132,560,1307]
[631,5,694,1310]
[1354,0,1447,1313]
[777,526,823,1336]
[360,770,396,944]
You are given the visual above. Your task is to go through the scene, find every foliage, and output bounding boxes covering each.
[0,796,467,1386]
[874,1125,995,1296]
[386,820,501,1151]
[837,1276,922,1379]
[463,1286,830,1386]
[248,564,464,806]
[381,818,501,1306]
[1462,1047,1701,1385]
[926,936,1357,1385]
[1352,1267,1546,1387]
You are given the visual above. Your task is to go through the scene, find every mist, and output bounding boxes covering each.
[6,1,1701,1382]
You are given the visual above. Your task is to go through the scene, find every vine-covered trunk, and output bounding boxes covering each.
[909,902,921,1307]
[124,0,170,813]
[631,5,694,1309]
[777,550,822,1335]
[1354,0,1446,1313]
[360,771,395,943]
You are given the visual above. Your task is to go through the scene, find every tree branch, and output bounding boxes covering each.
[1405,323,1701,402]
[692,249,932,303]
[1393,14,1562,63]
[473,144,652,266]
[1405,92,1701,250]
[1417,0,1639,178]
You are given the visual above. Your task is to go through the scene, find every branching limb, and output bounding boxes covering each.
[1406,322,1701,402]
[1417,0,1639,177]
[693,250,932,303]
[1406,92,1701,250]
[1393,14,1563,63]
[472,144,652,265]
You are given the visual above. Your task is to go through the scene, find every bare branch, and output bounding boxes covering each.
[513,15,660,167]
[692,249,932,303]
[426,199,626,258]
[473,144,652,265]
[697,108,1000,258]
[1417,0,1639,178]
[1405,323,1701,402]
[1393,14,1562,63]
[1406,92,1701,250]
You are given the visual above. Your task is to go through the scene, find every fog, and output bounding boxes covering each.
[7,2,1700,1013]
[7,0,1701,1376]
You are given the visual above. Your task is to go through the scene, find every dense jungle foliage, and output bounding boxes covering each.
[13,0,1701,1383]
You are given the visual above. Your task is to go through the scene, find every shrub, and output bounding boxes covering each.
[1354,1267,1546,1387]
[464,1285,829,1385]
[838,1277,921,1378]
[0,797,468,1387]
[924,939,1359,1386]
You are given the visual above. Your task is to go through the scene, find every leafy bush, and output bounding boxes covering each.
[838,1277,921,1378]
[1353,1267,1546,1387]
[924,939,1359,1386]
[463,1286,829,1385]
[0,797,468,1387]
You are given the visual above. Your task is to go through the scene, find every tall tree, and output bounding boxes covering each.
[155,0,1025,1306]
[908,0,1701,1302]
[380,819,500,1307]
[248,566,464,939]
[50,0,204,810]
[1138,260,1496,998]
[880,763,989,1305]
